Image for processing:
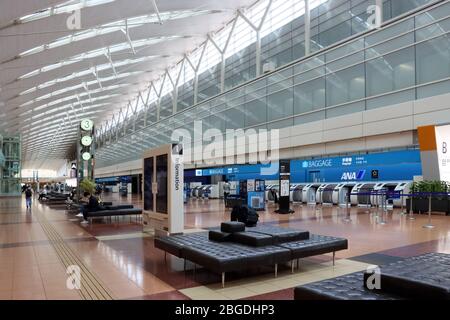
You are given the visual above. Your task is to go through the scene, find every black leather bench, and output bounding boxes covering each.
[85,208,142,223]
[362,252,450,299]
[42,195,70,202]
[248,225,310,244]
[103,205,134,210]
[155,225,348,288]
[67,201,113,211]
[41,192,70,200]
[182,241,292,286]
[295,253,450,300]
[231,231,274,247]
[294,272,403,300]
[208,224,310,247]
[154,232,209,258]
[278,234,348,265]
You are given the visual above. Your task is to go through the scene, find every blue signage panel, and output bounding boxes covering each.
[297,150,420,169]
[198,163,279,179]
[183,150,422,183]
[291,150,422,183]
[95,177,119,183]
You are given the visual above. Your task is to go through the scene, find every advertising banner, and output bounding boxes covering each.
[435,124,450,182]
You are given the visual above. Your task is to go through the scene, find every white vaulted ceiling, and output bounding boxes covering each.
[0,0,255,169]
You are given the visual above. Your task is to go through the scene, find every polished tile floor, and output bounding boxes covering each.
[1,193,450,300]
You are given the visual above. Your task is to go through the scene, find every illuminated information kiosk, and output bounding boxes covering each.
[142,144,184,235]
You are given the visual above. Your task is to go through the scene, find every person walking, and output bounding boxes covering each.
[223,181,231,206]
[25,187,33,210]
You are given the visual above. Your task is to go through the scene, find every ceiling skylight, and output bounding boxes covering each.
[18,10,216,58]
[18,55,152,96]
[17,0,116,24]
[17,36,178,80]
[21,85,126,111]
[19,70,142,97]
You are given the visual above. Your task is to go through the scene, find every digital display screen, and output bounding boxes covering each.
[435,124,450,182]
[156,154,168,214]
[144,157,153,211]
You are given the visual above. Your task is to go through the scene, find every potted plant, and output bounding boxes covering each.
[407,180,449,215]
[79,178,96,195]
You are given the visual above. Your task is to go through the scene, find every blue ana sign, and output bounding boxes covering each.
[298,150,420,169]
[187,150,421,183]
[292,150,422,183]
[340,170,366,181]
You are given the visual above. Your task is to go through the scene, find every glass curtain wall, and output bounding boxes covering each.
[97,0,446,166]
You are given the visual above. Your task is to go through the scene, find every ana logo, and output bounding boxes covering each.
[228,168,233,173]
[341,170,366,181]
[195,169,203,176]
[302,161,309,168]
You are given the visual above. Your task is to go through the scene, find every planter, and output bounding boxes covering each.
[406,197,450,215]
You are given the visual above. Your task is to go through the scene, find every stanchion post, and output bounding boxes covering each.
[374,191,380,221]
[366,190,371,214]
[408,192,415,220]
[343,192,351,222]
[423,194,435,229]
[378,191,387,225]
[400,192,405,215]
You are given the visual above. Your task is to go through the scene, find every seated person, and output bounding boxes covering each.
[69,188,77,201]
[38,188,48,200]
[38,192,43,200]
[80,192,104,220]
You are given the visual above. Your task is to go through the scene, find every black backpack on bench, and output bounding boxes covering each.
[231,204,259,227]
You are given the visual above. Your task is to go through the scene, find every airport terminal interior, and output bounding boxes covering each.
[1,0,450,302]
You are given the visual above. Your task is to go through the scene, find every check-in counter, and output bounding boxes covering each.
[317,184,338,205]
[302,183,324,205]
[332,183,356,206]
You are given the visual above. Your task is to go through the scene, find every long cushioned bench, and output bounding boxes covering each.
[154,232,210,258]
[294,272,403,300]
[182,241,291,275]
[278,235,348,262]
[66,201,113,211]
[362,252,450,299]
[208,225,310,246]
[84,207,142,222]
[155,223,348,287]
[295,252,450,300]
[41,194,71,202]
